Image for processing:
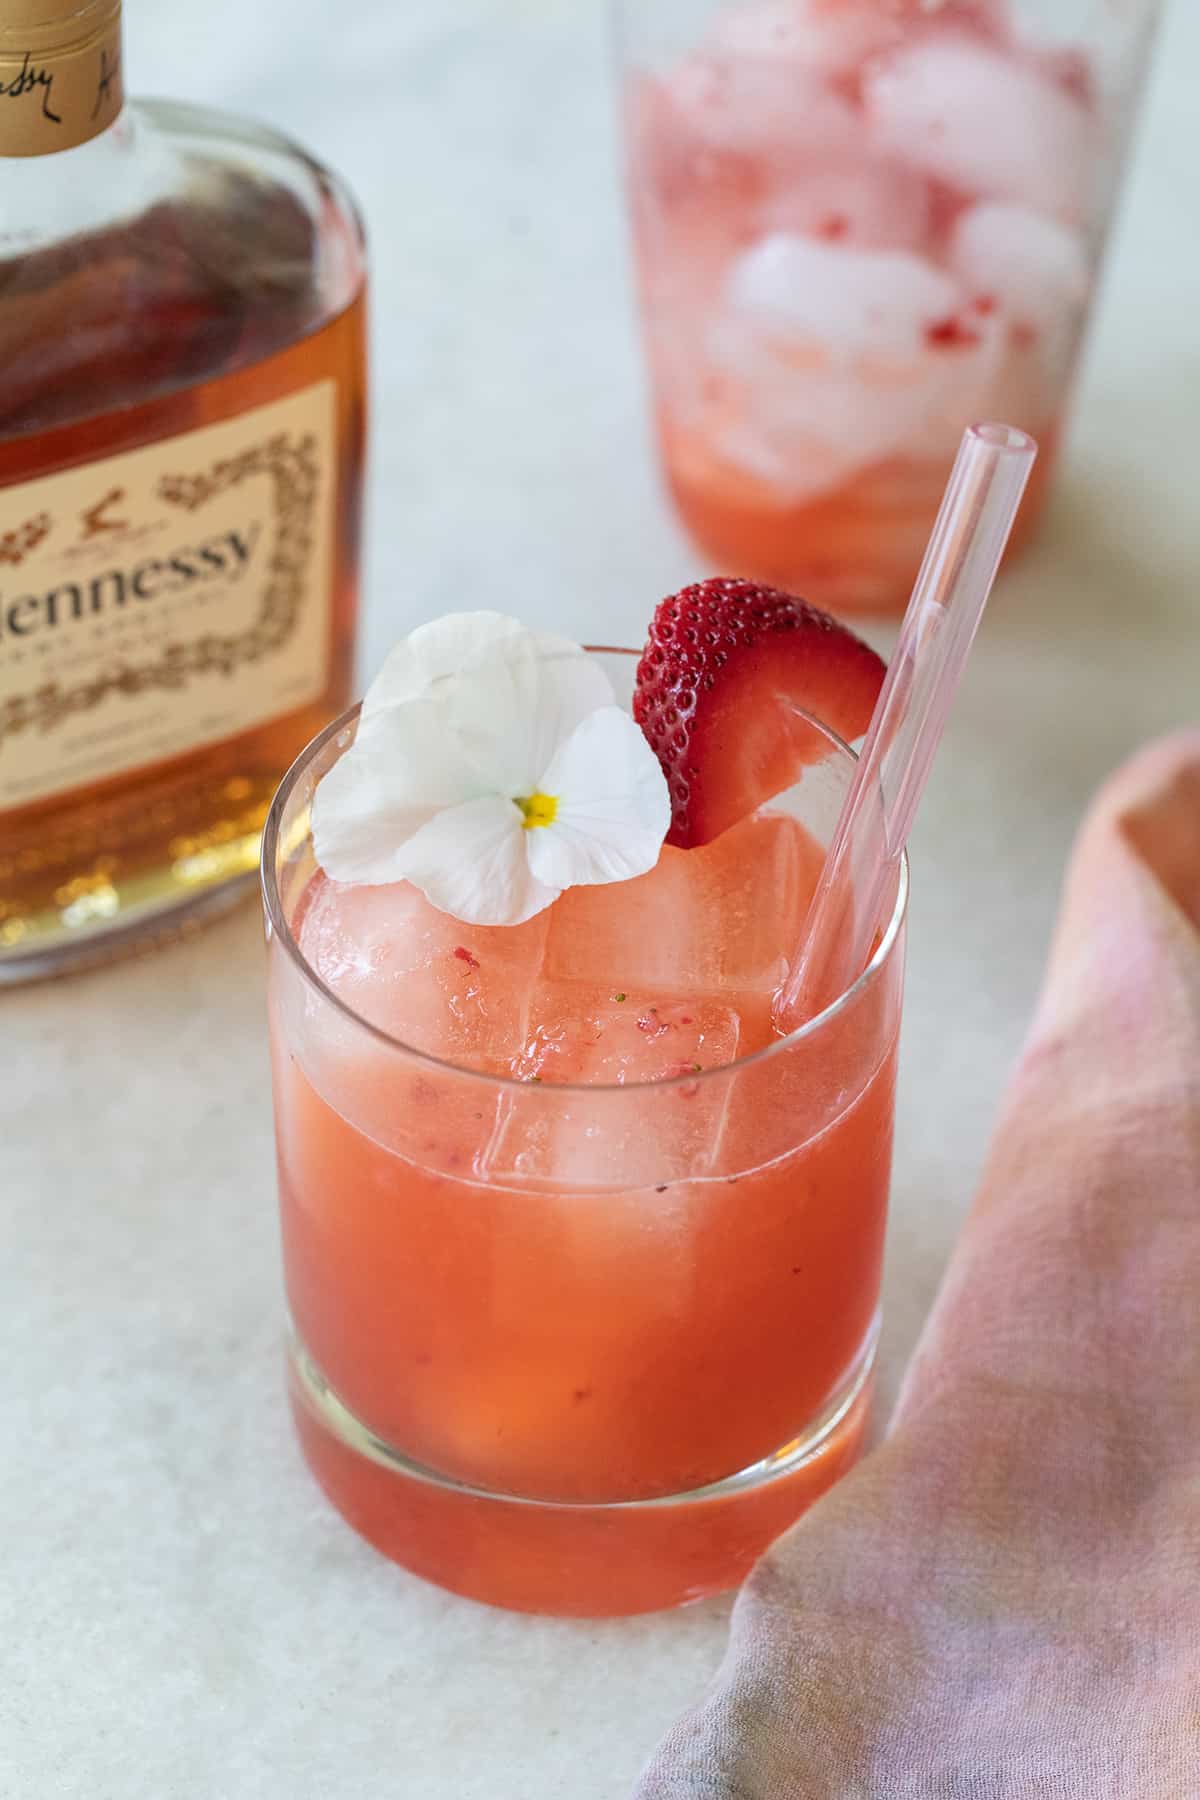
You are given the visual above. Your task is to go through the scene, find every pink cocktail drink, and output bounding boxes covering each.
[264,652,907,1615]
[621,0,1159,612]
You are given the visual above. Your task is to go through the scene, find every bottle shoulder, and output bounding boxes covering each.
[132,96,366,269]
[0,100,366,444]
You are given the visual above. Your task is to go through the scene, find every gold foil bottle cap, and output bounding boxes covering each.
[0,0,123,156]
[0,0,118,44]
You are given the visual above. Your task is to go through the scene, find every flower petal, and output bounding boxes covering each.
[394,794,561,926]
[525,707,671,891]
[311,702,485,885]
[362,613,613,798]
[442,629,615,796]
[360,612,529,721]
[316,613,652,925]
[526,631,617,782]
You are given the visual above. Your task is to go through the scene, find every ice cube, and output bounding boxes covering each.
[863,35,1094,222]
[711,0,1013,73]
[756,155,934,253]
[281,876,551,1178]
[725,232,962,363]
[541,811,820,998]
[296,874,547,1073]
[708,0,899,78]
[489,984,762,1190]
[706,231,1002,487]
[663,43,860,165]
[515,990,743,1086]
[949,202,1090,338]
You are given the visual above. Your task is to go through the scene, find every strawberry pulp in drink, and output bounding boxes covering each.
[274,807,896,1505]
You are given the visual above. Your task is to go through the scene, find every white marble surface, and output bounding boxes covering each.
[5,1,1199,1794]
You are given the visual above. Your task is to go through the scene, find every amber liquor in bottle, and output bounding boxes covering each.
[0,0,367,979]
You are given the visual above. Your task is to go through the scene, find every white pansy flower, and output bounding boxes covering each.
[311,612,671,926]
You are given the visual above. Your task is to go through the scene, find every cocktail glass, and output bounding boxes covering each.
[616,0,1161,613]
[262,652,907,1615]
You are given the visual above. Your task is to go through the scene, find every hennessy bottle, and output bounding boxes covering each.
[0,0,366,980]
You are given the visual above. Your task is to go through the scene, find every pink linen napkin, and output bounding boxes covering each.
[635,730,1200,1800]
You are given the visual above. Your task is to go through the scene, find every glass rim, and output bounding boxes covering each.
[260,672,908,1095]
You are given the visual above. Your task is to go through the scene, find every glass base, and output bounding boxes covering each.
[287,1319,878,1617]
[0,865,258,985]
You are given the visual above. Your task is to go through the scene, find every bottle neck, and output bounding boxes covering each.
[0,0,123,160]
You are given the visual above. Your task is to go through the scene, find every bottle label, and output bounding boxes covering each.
[0,379,338,811]
[0,6,123,158]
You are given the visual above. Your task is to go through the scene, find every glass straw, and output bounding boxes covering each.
[777,423,1038,1029]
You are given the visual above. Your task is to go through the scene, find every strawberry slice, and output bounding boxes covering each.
[634,577,885,849]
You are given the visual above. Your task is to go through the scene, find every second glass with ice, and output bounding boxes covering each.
[619,0,1159,611]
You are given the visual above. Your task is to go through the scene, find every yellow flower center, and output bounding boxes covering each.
[515,790,558,830]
